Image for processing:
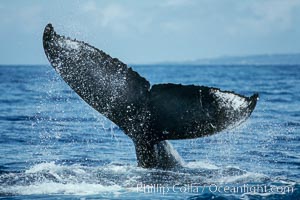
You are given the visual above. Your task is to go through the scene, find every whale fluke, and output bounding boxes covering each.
[43,24,258,168]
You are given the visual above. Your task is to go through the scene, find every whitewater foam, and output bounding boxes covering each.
[1,182,123,195]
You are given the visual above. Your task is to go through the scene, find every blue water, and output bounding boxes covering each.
[0,64,299,199]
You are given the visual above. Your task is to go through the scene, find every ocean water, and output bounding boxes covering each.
[0,64,299,199]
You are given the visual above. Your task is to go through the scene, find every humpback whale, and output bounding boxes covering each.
[43,24,258,169]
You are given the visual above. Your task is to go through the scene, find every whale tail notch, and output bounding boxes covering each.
[43,24,258,168]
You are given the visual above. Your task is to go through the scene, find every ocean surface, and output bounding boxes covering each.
[0,64,299,199]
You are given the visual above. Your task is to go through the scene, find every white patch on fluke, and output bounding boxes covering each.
[65,39,80,49]
[213,90,248,110]
[58,39,80,50]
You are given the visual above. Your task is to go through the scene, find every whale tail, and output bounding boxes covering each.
[43,24,258,168]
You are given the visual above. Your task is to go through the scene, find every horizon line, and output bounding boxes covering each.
[1,52,300,66]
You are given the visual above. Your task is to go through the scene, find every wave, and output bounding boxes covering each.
[0,161,296,197]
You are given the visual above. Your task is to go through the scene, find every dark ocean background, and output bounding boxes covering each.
[0,64,299,199]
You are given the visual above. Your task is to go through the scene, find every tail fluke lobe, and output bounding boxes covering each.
[43,23,151,138]
[149,84,258,141]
